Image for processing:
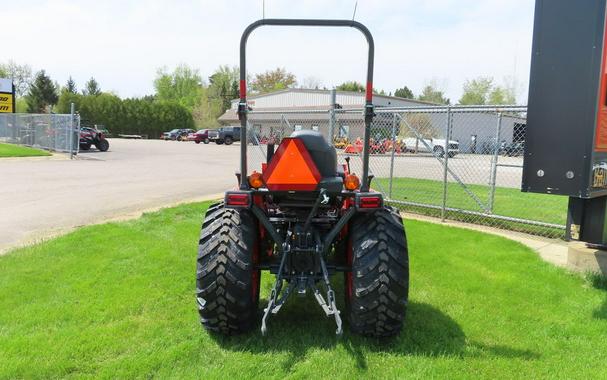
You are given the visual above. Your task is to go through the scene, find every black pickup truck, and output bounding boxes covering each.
[207,126,241,145]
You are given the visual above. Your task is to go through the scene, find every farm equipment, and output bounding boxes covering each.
[333,136,349,149]
[344,137,402,155]
[79,126,109,152]
[196,19,409,338]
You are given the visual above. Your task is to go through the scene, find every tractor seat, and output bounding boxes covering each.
[290,130,337,177]
[289,130,342,193]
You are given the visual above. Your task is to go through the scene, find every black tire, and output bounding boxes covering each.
[203,138,210,144]
[346,206,409,338]
[433,146,445,157]
[216,139,224,145]
[79,143,91,151]
[195,140,201,144]
[196,202,260,335]
[95,139,109,152]
[224,136,233,145]
[448,151,456,158]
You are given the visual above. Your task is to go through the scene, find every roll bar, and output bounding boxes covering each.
[238,19,375,191]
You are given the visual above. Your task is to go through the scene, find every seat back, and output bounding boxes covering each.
[289,130,337,178]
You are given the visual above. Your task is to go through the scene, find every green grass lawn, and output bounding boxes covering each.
[1,202,605,379]
[377,177,568,237]
[379,177,568,225]
[0,142,51,157]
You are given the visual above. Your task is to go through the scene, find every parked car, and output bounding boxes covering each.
[208,126,241,145]
[162,128,194,141]
[80,126,109,152]
[401,137,460,157]
[187,129,211,144]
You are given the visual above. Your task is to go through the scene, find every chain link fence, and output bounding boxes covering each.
[244,105,567,239]
[0,113,80,155]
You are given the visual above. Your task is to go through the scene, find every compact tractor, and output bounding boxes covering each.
[196,19,409,337]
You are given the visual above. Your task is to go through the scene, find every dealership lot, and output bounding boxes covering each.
[0,139,522,253]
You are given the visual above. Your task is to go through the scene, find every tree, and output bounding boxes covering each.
[192,86,223,129]
[394,86,414,99]
[336,81,365,92]
[488,85,516,105]
[154,64,202,111]
[83,77,101,96]
[55,91,195,137]
[399,113,439,152]
[208,65,239,113]
[65,76,77,94]
[335,81,388,95]
[458,77,493,105]
[0,60,33,96]
[26,70,58,113]
[458,76,517,105]
[250,67,296,93]
[300,76,323,89]
[418,82,450,104]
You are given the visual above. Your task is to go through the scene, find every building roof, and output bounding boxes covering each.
[235,88,439,106]
[218,88,439,122]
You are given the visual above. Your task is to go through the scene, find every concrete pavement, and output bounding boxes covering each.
[0,139,237,253]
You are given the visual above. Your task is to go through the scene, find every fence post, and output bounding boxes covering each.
[442,107,452,221]
[328,89,336,145]
[388,112,397,199]
[69,103,75,159]
[488,112,503,213]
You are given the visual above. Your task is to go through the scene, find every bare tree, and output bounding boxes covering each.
[399,113,439,152]
[299,76,323,90]
[0,60,33,96]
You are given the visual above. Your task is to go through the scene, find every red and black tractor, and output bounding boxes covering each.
[196,19,409,338]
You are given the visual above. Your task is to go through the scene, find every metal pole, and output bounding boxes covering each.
[69,103,75,159]
[388,113,397,199]
[488,112,503,213]
[441,107,452,221]
[328,89,336,145]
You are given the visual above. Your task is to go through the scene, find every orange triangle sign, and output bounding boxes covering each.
[263,138,321,191]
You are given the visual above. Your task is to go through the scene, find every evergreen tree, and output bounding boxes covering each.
[83,77,101,96]
[26,70,58,113]
[65,76,77,94]
[394,86,414,99]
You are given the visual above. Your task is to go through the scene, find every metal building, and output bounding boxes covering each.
[218,88,525,153]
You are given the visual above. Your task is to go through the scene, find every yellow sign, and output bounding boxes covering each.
[0,92,13,113]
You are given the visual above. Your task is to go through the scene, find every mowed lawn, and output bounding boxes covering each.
[0,142,51,157]
[378,177,568,225]
[0,202,606,379]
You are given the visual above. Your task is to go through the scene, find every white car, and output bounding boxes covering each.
[402,137,460,158]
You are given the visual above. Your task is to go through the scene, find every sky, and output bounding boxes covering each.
[2,0,535,103]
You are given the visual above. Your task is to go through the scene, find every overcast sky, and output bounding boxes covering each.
[3,0,535,103]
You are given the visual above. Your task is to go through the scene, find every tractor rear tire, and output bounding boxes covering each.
[346,206,409,338]
[196,202,260,335]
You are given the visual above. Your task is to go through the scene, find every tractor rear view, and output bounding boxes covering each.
[196,19,409,338]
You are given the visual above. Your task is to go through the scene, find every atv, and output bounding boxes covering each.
[196,19,409,338]
[79,126,109,152]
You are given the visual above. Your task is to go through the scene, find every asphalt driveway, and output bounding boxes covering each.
[0,139,238,253]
